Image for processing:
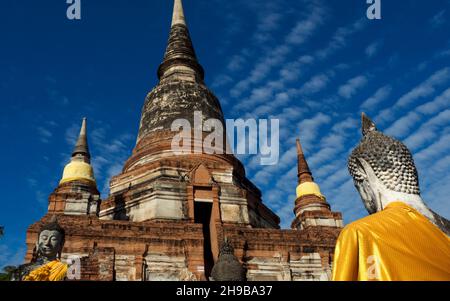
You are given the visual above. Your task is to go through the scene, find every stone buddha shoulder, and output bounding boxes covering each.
[332,113,450,281]
[13,217,68,281]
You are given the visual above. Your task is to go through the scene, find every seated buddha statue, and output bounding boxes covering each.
[13,216,68,281]
[332,113,450,281]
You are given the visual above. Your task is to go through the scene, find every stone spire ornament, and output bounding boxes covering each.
[157,0,204,82]
[210,238,246,281]
[72,117,90,163]
[296,138,314,183]
[52,118,100,216]
[60,118,96,185]
[294,138,324,200]
[135,0,224,146]
[291,138,343,230]
[171,0,186,27]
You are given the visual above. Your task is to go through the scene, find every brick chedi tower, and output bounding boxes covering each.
[24,0,343,281]
[99,0,278,230]
[291,138,343,230]
[48,118,100,216]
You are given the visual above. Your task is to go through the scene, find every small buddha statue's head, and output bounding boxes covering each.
[348,113,420,214]
[210,237,246,281]
[35,216,65,262]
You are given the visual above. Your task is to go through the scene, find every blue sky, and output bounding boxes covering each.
[1,0,449,268]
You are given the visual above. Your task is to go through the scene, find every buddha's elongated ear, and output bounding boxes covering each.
[352,156,368,182]
[356,158,376,182]
[32,243,39,262]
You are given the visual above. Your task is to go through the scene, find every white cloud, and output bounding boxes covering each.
[211,74,233,88]
[376,67,450,124]
[233,55,315,112]
[429,10,446,28]
[397,67,450,108]
[64,123,80,146]
[316,18,366,60]
[422,173,450,219]
[416,87,450,115]
[227,54,247,72]
[360,85,392,111]
[324,178,366,224]
[286,4,325,45]
[404,110,450,151]
[321,167,350,191]
[365,40,382,58]
[230,45,291,98]
[338,75,368,99]
[385,111,422,138]
[279,55,314,82]
[230,2,326,98]
[300,73,332,95]
[37,127,53,144]
[297,112,331,148]
[255,12,282,35]
[415,132,450,165]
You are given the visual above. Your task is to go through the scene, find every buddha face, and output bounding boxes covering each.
[37,230,63,260]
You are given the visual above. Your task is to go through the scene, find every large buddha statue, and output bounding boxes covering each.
[332,113,450,281]
[13,216,68,281]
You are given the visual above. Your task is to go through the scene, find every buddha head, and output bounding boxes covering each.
[210,238,246,281]
[348,114,420,214]
[35,216,65,262]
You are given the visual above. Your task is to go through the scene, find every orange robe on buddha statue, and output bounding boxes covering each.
[332,202,450,281]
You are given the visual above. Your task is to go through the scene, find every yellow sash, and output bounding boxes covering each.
[23,260,68,281]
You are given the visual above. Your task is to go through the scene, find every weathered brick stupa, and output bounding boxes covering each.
[24,0,343,281]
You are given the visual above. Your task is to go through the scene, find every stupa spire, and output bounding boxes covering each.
[59,118,96,185]
[291,137,342,230]
[172,0,186,27]
[157,0,204,81]
[296,138,313,183]
[72,117,90,162]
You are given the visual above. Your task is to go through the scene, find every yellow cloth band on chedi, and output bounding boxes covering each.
[60,161,96,184]
[296,182,325,199]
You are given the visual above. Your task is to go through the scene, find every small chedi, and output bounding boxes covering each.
[332,113,450,281]
[210,238,246,281]
[22,0,344,281]
[13,216,67,281]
